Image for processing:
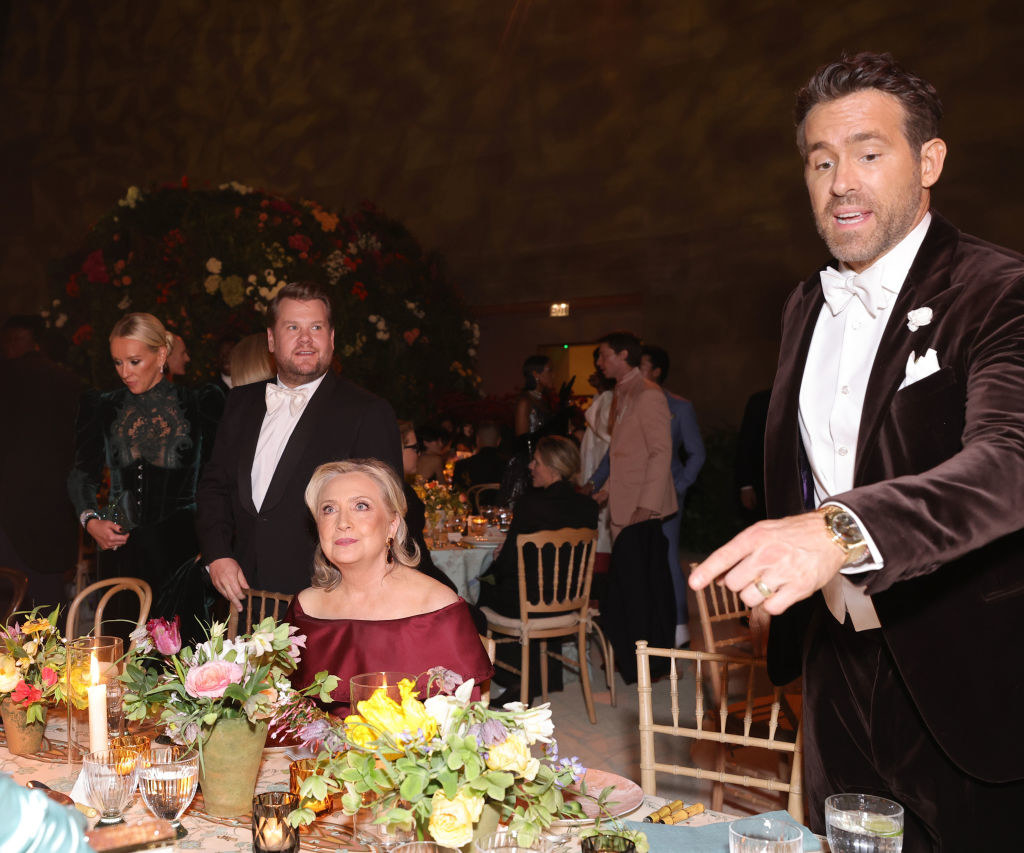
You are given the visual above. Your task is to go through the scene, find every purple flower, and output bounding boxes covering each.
[428,667,464,694]
[469,718,508,746]
[559,755,586,784]
[147,615,182,656]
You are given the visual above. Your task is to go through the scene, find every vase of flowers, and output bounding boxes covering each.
[0,608,67,755]
[122,616,337,817]
[283,670,603,849]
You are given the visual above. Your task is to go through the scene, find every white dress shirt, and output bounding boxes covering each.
[251,373,327,510]
[798,213,932,627]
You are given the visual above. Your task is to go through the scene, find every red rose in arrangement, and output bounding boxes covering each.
[351,281,368,301]
[11,680,42,708]
[288,233,312,254]
[40,667,58,687]
[81,250,109,283]
[72,324,93,345]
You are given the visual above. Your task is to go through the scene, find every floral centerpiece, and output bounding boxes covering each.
[413,478,469,532]
[122,615,337,755]
[0,608,67,721]
[282,670,613,849]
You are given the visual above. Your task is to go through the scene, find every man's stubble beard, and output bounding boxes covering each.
[815,168,923,267]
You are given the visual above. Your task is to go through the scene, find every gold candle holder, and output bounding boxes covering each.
[289,757,332,815]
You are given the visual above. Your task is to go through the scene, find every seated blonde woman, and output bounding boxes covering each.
[285,459,493,715]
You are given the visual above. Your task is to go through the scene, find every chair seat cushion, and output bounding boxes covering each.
[480,606,581,632]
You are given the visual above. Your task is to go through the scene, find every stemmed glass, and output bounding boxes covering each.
[82,748,140,825]
[137,747,199,839]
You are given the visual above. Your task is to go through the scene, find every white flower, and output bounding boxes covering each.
[54,313,67,328]
[368,314,379,323]
[248,274,258,284]
[219,181,253,195]
[376,330,390,341]
[206,257,223,274]
[247,630,275,657]
[118,186,142,208]
[502,701,554,744]
[906,307,933,332]
[129,625,152,654]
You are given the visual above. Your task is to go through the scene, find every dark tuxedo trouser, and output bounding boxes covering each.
[803,605,1021,852]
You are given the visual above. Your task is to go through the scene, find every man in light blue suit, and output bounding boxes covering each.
[641,345,705,646]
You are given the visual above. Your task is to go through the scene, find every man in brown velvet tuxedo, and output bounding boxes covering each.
[691,53,1024,850]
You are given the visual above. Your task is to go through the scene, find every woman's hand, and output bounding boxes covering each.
[86,518,130,551]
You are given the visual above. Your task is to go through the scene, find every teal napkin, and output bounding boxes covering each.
[624,810,821,852]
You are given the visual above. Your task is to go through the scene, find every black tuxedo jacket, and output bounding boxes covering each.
[765,212,1024,783]
[196,371,402,595]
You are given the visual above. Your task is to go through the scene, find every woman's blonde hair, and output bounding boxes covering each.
[231,332,276,386]
[535,435,580,482]
[304,458,419,590]
[109,313,173,355]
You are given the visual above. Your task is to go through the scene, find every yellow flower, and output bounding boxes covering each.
[486,733,540,781]
[21,618,51,635]
[428,789,484,848]
[0,655,18,693]
[344,678,438,751]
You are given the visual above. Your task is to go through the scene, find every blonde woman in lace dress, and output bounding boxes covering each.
[68,313,223,643]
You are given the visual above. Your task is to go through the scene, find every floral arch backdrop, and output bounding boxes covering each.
[48,183,481,420]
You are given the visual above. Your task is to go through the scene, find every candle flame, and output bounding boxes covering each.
[90,652,100,686]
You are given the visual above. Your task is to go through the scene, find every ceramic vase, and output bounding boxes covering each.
[197,716,268,817]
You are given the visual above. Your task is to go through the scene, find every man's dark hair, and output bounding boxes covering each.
[267,281,334,329]
[641,344,670,385]
[521,354,550,390]
[795,52,943,157]
[598,331,642,367]
[476,421,501,448]
[0,314,44,341]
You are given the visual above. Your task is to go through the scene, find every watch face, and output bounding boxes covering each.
[830,510,864,546]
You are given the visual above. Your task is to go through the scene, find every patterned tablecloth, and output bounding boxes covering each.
[429,544,497,603]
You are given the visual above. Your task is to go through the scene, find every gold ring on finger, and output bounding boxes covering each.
[754,579,774,599]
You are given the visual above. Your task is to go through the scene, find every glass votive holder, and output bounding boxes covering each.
[468,515,488,537]
[289,757,331,815]
[350,671,416,707]
[728,816,803,853]
[252,791,300,853]
[109,733,151,761]
[580,835,637,853]
[67,635,124,759]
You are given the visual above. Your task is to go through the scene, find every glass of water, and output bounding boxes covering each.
[137,747,199,839]
[728,816,803,852]
[825,794,904,852]
[82,748,140,825]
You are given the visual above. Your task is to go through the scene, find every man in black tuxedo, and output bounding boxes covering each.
[691,53,1024,849]
[197,282,402,607]
[452,421,505,490]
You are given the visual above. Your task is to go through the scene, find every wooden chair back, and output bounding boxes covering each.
[227,589,294,639]
[693,561,752,695]
[466,483,502,513]
[66,577,153,640]
[636,641,803,824]
[516,527,597,625]
[0,567,29,624]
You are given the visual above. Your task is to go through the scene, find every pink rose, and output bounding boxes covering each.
[41,667,58,687]
[184,660,244,699]
[147,615,182,656]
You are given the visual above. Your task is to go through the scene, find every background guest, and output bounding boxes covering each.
[0,315,82,610]
[452,421,505,490]
[640,343,706,647]
[165,332,190,381]
[514,354,554,441]
[579,348,615,577]
[285,459,493,715]
[229,332,276,387]
[68,313,223,643]
[415,425,449,482]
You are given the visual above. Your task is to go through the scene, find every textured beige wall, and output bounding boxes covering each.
[3,1,1023,425]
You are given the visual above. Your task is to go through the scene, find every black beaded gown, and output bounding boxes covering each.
[68,379,223,644]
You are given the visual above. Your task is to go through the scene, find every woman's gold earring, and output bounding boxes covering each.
[385,537,395,564]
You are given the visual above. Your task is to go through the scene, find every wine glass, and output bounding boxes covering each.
[82,748,140,825]
[137,747,199,839]
[728,816,803,852]
[825,793,904,852]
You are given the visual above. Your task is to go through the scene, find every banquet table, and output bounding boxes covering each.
[430,541,498,603]
[1,720,823,852]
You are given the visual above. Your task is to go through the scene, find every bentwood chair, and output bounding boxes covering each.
[481,527,615,724]
[636,641,803,823]
[0,567,29,624]
[66,577,153,642]
[227,589,294,639]
[466,483,502,513]
[693,561,753,696]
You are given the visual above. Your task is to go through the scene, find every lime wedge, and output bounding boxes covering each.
[862,815,903,837]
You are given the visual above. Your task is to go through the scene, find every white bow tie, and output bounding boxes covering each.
[265,383,309,417]
[819,265,889,318]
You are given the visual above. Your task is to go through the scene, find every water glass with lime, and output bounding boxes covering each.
[825,793,904,852]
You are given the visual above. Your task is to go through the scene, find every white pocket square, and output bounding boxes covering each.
[899,348,940,390]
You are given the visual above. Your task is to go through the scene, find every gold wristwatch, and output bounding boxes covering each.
[820,505,870,568]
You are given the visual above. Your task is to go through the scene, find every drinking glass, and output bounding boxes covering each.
[468,515,489,537]
[82,748,140,825]
[350,671,416,707]
[825,793,904,852]
[580,835,636,853]
[392,843,458,853]
[728,816,803,853]
[476,827,553,851]
[137,747,199,839]
[252,791,300,853]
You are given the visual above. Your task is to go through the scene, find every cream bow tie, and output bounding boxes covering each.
[265,383,309,417]
[819,265,889,318]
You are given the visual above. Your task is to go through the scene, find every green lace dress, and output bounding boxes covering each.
[68,379,223,643]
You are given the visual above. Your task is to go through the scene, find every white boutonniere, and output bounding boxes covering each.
[906,307,933,332]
